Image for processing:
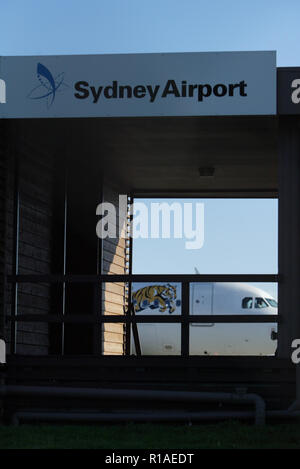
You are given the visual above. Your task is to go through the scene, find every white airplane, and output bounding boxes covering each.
[131,282,278,356]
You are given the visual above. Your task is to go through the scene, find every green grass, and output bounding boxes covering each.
[1,422,300,449]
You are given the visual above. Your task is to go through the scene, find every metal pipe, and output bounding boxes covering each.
[267,410,300,418]
[0,384,266,425]
[10,409,300,426]
[11,410,255,426]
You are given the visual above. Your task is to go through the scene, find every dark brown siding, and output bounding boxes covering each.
[4,125,54,355]
[1,122,129,357]
[0,120,8,341]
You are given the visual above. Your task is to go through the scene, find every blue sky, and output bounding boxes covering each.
[0,0,299,67]
[1,0,292,299]
[132,199,278,299]
[133,199,278,275]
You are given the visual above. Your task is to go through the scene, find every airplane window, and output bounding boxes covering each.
[266,298,278,308]
[242,297,253,308]
[255,297,269,308]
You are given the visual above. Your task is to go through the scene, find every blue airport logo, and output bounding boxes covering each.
[28,63,68,108]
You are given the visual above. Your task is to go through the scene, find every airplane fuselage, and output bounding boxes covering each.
[131,282,277,356]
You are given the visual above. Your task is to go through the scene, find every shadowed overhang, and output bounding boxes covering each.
[14,115,278,197]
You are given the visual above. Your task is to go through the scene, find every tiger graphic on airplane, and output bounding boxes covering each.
[132,284,178,314]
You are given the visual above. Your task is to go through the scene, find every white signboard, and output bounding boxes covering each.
[0,51,276,118]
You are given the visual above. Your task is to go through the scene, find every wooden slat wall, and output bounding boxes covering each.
[4,130,54,355]
[101,185,128,355]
